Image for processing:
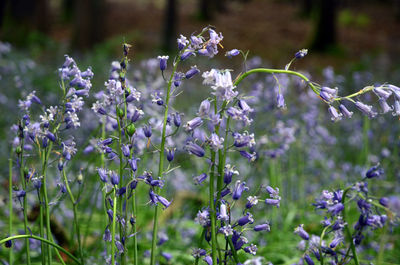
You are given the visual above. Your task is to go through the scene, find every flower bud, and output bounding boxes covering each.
[126,124,136,136]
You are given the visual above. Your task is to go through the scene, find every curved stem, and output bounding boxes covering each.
[234,68,319,94]
[150,59,180,265]
[0,235,81,265]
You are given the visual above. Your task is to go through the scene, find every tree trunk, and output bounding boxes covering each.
[162,0,178,51]
[309,0,337,51]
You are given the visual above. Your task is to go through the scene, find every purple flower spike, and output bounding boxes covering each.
[294,224,309,240]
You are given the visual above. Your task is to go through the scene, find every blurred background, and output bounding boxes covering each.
[1,0,400,66]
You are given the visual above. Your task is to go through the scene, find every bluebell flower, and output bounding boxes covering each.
[103,226,111,242]
[166,148,175,162]
[277,93,285,109]
[379,197,389,207]
[207,133,224,151]
[156,195,171,209]
[185,142,205,157]
[265,198,280,207]
[149,190,158,205]
[219,225,234,236]
[366,164,383,179]
[177,35,189,50]
[122,144,130,157]
[97,168,108,183]
[192,248,207,258]
[173,72,184,87]
[232,180,248,200]
[157,55,169,71]
[339,104,353,118]
[128,157,140,172]
[198,99,211,117]
[161,252,172,261]
[355,101,377,118]
[193,173,208,185]
[115,240,124,254]
[239,150,256,162]
[237,212,254,226]
[294,224,309,240]
[373,87,392,100]
[143,125,152,138]
[379,98,392,114]
[46,132,56,142]
[328,106,342,122]
[180,50,195,61]
[185,66,200,79]
[225,49,240,58]
[244,244,257,255]
[254,222,270,232]
[245,196,259,209]
[111,171,120,185]
[195,209,210,227]
[295,49,308,59]
[304,254,314,265]
[327,203,344,216]
[203,255,213,265]
[392,100,400,116]
[5,239,12,248]
[218,203,229,221]
[184,117,203,131]
[224,164,239,184]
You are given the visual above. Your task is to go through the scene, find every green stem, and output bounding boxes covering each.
[150,58,180,265]
[42,144,53,265]
[227,237,239,263]
[0,235,81,265]
[132,189,138,265]
[18,137,31,265]
[209,151,218,265]
[116,113,126,265]
[62,169,84,264]
[8,153,13,265]
[111,187,118,265]
[234,68,318,94]
[342,187,360,265]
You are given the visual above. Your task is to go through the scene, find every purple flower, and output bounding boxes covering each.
[328,106,342,122]
[46,132,56,142]
[265,198,280,208]
[254,222,270,232]
[366,164,383,179]
[122,144,130,157]
[184,117,203,131]
[97,168,108,183]
[232,180,248,200]
[339,104,353,118]
[185,66,200,79]
[203,255,213,265]
[294,224,309,240]
[225,49,240,58]
[157,55,169,71]
[245,196,259,209]
[224,164,238,184]
[149,190,158,205]
[277,93,285,108]
[173,112,182,127]
[161,252,172,261]
[180,50,194,61]
[166,148,175,162]
[237,212,254,226]
[193,173,208,185]
[143,125,152,138]
[304,254,314,265]
[239,150,256,162]
[198,99,211,117]
[379,197,389,207]
[111,171,119,185]
[295,49,308,59]
[173,72,184,87]
[177,35,189,50]
[185,142,205,157]
[156,195,171,209]
[355,101,377,118]
[328,203,344,216]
